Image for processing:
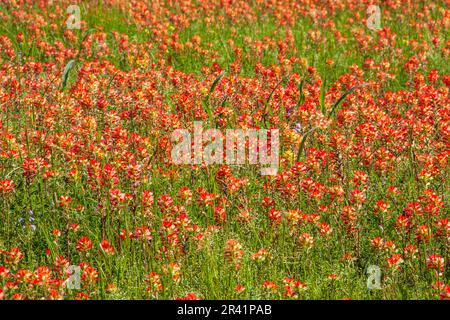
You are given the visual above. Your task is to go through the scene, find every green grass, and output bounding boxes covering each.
[0,0,448,300]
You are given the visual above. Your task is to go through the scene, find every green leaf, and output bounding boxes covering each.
[75,28,97,60]
[204,72,226,124]
[296,127,316,161]
[266,77,285,105]
[298,79,305,106]
[209,71,225,95]
[61,59,76,90]
[263,76,288,125]
[79,28,97,49]
[328,82,369,118]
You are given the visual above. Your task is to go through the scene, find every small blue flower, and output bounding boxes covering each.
[18,209,37,232]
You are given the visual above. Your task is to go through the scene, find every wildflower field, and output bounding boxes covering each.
[0,0,449,300]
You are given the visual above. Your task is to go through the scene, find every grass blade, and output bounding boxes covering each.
[61,59,76,90]
[328,82,369,117]
[266,77,285,105]
[262,76,288,125]
[204,72,226,124]
[209,71,225,95]
[298,79,305,106]
[296,127,316,161]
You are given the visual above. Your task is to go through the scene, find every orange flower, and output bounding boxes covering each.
[59,195,71,207]
[100,240,115,254]
[224,239,244,269]
[0,180,14,192]
[76,236,93,252]
[235,284,246,294]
